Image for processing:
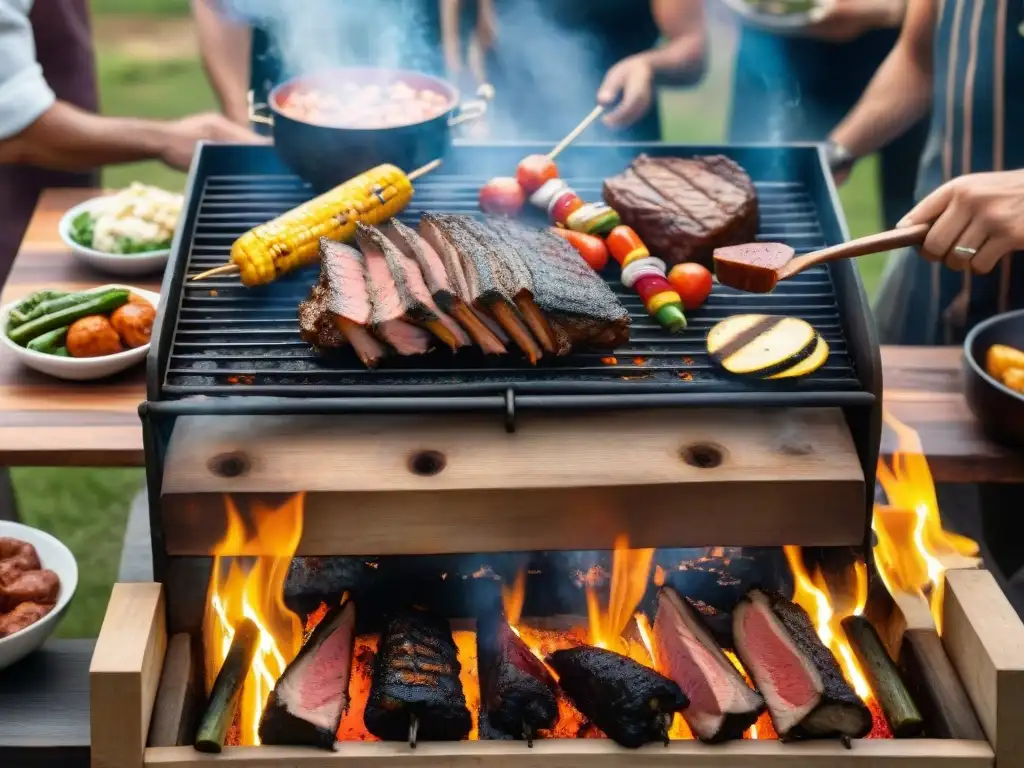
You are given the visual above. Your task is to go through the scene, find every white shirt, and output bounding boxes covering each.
[0,0,56,141]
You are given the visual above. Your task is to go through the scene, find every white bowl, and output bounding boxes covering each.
[58,197,172,277]
[717,0,834,33]
[1,284,160,381]
[0,520,78,671]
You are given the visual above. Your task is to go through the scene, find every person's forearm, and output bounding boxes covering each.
[0,101,169,170]
[639,35,706,87]
[194,0,251,124]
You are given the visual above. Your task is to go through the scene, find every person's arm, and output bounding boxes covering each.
[643,0,708,86]
[829,0,936,158]
[193,0,251,125]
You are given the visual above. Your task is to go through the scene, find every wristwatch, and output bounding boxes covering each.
[824,140,857,175]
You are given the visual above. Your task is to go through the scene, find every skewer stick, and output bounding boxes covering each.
[408,714,419,749]
[189,158,444,283]
[546,105,605,161]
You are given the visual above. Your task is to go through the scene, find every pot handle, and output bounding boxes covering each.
[448,83,495,128]
[248,90,275,127]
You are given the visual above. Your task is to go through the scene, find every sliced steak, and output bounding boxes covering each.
[603,154,758,269]
[654,588,764,742]
[733,588,871,741]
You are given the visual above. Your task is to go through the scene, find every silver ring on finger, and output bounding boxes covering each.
[946,243,979,270]
[954,245,978,256]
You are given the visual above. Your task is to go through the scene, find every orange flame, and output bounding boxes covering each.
[783,546,871,701]
[502,567,526,627]
[203,494,306,746]
[874,409,980,631]
[586,535,654,651]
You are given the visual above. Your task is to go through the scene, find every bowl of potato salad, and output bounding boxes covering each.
[59,183,183,276]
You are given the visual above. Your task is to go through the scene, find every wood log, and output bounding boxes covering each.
[149,633,197,748]
[842,615,922,737]
[899,628,984,740]
[194,619,258,753]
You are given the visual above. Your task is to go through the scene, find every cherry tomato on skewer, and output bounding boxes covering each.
[668,262,714,310]
[549,227,609,271]
[479,177,526,215]
[516,154,559,195]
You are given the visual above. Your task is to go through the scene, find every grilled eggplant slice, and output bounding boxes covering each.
[767,336,829,379]
[707,314,818,377]
[547,645,688,748]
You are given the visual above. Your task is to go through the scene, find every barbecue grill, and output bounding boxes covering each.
[97,143,1024,768]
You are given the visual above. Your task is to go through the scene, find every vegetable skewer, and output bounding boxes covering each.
[191,158,443,286]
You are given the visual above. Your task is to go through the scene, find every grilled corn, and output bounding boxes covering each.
[230,164,414,286]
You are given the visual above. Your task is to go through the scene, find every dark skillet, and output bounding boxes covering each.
[963,309,1024,448]
[253,67,490,192]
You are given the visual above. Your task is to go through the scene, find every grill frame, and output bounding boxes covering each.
[146,142,880,419]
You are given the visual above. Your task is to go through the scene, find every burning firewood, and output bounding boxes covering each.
[194,618,258,753]
[841,615,923,738]
[546,645,688,748]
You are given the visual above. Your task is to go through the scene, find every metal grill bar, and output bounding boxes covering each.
[152,144,871,409]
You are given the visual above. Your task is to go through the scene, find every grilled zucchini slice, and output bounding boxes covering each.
[707,314,817,377]
[767,335,829,379]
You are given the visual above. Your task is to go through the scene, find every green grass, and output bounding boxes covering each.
[17,22,887,639]
[90,0,189,15]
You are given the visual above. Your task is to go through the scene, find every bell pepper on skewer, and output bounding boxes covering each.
[607,225,687,332]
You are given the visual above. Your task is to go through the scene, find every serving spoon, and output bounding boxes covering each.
[713,223,930,293]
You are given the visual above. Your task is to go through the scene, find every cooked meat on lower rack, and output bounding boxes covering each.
[259,597,357,750]
[363,608,473,744]
[733,588,872,741]
[382,220,507,354]
[298,239,386,367]
[476,605,559,743]
[603,154,758,270]
[298,215,631,368]
[355,223,470,352]
[653,587,764,742]
[546,645,688,748]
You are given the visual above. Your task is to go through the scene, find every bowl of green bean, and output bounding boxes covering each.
[1,284,160,381]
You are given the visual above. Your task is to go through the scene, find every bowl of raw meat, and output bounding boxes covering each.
[0,521,77,670]
[261,67,490,191]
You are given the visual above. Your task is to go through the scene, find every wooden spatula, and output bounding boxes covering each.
[713,223,930,293]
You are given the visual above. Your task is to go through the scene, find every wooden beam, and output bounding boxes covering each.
[160,408,866,555]
[942,569,1024,768]
[144,739,993,768]
[148,633,196,748]
[91,583,166,768]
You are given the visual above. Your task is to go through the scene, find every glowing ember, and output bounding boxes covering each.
[874,409,980,631]
[203,494,306,746]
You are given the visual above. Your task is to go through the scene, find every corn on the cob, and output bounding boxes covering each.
[230,164,414,286]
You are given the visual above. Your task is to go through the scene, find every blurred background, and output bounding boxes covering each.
[20,0,887,638]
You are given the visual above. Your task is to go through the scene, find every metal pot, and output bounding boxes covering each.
[250,67,491,192]
[963,308,1024,449]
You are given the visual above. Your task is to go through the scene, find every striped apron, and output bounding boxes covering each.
[874,0,1024,345]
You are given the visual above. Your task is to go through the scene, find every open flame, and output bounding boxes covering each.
[203,494,306,746]
[873,409,980,631]
[586,535,654,652]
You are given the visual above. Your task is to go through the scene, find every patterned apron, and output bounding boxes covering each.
[0,0,99,286]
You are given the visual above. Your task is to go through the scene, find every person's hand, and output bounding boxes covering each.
[597,55,655,130]
[804,0,906,43]
[898,170,1024,274]
[159,112,266,170]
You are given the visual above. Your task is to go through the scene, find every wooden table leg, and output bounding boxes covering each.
[0,467,20,522]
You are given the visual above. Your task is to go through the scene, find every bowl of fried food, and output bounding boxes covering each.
[964,309,1024,448]
[1,284,159,381]
[0,521,77,670]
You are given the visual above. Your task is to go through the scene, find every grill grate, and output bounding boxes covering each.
[152,144,872,408]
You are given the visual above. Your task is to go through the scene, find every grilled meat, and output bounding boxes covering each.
[603,154,758,269]
[355,225,433,356]
[356,223,469,352]
[420,214,542,363]
[547,646,688,748]
[363,609,473,742]
[733,588,871,741]
[654,588,764,742]
[382,220,506,355]
[485,217,631,353]
[259,597,357,750]
[477,604,559,740]
[298,239,386,367]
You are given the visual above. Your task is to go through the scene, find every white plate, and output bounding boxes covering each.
[0,520,78,671]
[717,0,834,33]
[58,197,173,277]
[1,284,160,381]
